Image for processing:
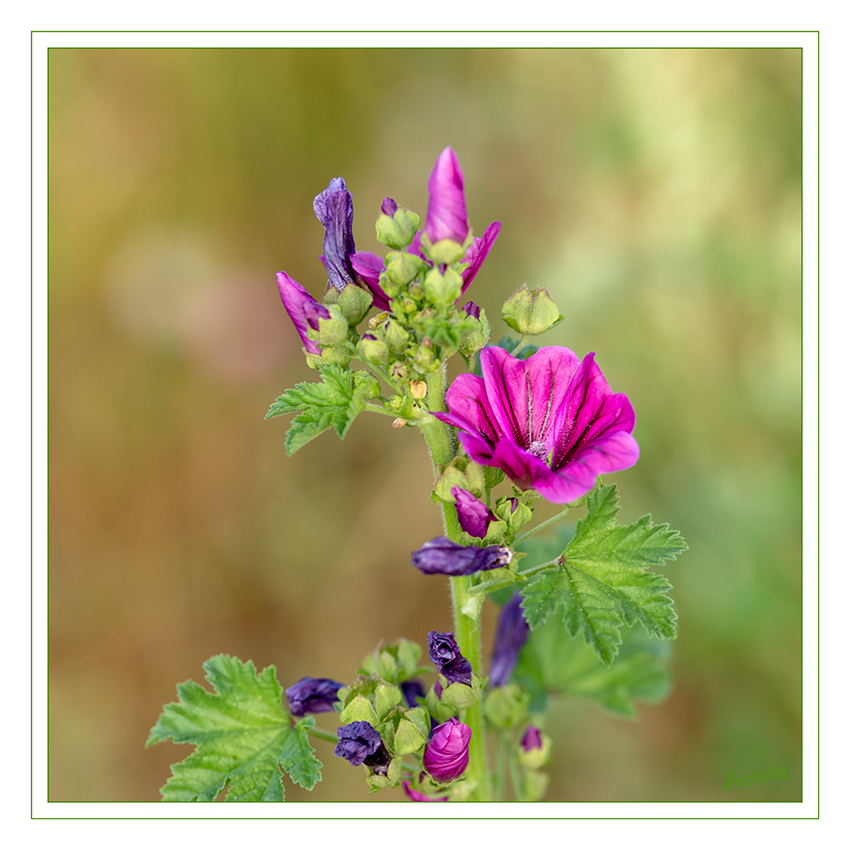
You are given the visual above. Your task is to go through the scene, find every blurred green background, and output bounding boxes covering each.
[47,47,801,802]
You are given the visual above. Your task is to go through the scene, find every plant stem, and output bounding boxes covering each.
[512,506,570,548]
[419,364,491,802]
[306,727,339,744]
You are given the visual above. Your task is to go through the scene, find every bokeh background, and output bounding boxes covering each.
[47,47,802,802]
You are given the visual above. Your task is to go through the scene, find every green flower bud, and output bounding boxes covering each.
[386,251,425,288]
[385,319,409,354]
[357,333,389,365]
[375,198,421,249]
[412,340,437,374]
[483,685,531,730]
[458,306,491,358]
[353,371,381,400]
[393,717,427,755]
[305,345,352,370]
[421,232,467,265]
[423,266,463,307]
[517,727,553,770]
[523,770,549,802]
[501,285,563,336]
[337,284,373,325]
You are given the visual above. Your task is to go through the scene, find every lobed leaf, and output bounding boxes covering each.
[519,484,686,666]
[147,654,322,802]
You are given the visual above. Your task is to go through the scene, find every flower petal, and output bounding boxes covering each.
[276,271,328,355]
[350,250,391,311]
[480,346,580,452]
[460,221,501,295]
[433,372,500,448]
[425,147,470,245]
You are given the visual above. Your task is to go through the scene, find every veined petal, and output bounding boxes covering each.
[460,221,501,295]
[426,146,470,245]
[549,353,635,470]
[276,271,328,355]
[480,346,580,453]
[350,250,391,311]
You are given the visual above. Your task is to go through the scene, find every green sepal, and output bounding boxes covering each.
[376,205,420,250]
[404,706,431,740]
[337,284,373,325]
[393,718,427,755]
[385,251,425,288]
[311,304,349,346]
[338,693,380,726]
[440,681,477,712]
[522,770,549,802]
[367,756,403,792]
[375,682,403,720]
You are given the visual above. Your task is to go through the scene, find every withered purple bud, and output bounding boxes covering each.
[381,196,398,216]
[334,721,391,773]
[411,536,511,576]
[285,676,344,716]
[427,631,472,686]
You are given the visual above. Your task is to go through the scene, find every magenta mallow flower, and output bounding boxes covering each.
[423,717,471,783]
[488,593,530,688]
[412,536,511,576]
[334,721,391,774]
[427,631,472,686]
[433,346,639,504]
[285,676,344,716]
[276,271,331,355]
[403,780,449,802]
[452,486,496,539]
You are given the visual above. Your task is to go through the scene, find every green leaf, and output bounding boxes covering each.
[264,364,370,455]
[520,484,686,666]
[513,616,672,717]
[147,654,322,801]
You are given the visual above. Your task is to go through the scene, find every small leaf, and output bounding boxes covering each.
[265,364,370,455]
[147,655,323,802]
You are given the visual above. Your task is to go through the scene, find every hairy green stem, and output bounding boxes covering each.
[419,364,491,802]
[306,726,339,744]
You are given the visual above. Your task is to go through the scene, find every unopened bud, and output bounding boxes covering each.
[423,266,462,307]
[392,417,407,428]
[502,285,563,336]
[376,200,421,250]
[410,380,427,400]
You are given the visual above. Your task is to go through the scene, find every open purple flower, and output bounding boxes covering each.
[433,346,639,504]
[334,721,391,774]
[423,717,471,783]
[427,631,472,686]
[426,146,470,245]
[276,271,331,355]
[412,536,511,576]
[452,486,496,539]
[285,676,344,716]
[488,594,530,688]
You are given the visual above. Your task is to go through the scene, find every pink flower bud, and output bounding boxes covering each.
[423,717,471,783]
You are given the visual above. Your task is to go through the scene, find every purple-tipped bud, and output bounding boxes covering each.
[423,717,471,783]
[334,721,391,774]
[461,301,481,320]
[276,271,330,354]
[426,147,469,245]
[427,631,472,686]
[313,177,358,292]
[400,679,426,709]
[452,486,496,539]
[412,536,511,576]
[403,780,449,802]
[381,196,398,216]
[285,676,344,716]
[488,593,530,688]
[521,725,543,752]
